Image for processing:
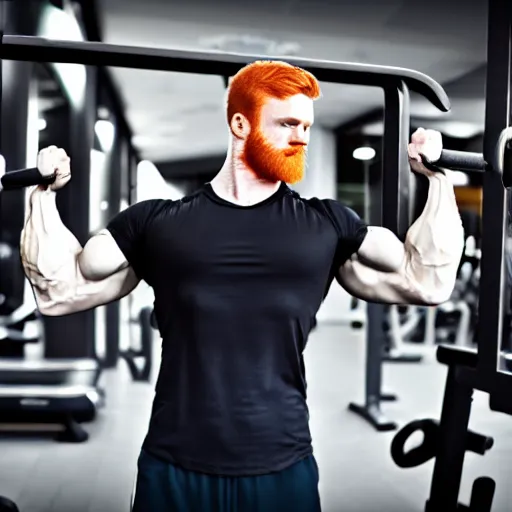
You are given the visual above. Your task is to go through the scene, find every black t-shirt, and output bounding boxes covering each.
[106,182,368,476]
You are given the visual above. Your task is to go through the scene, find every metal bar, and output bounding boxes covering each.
[0,0,4,194]
[458,364,512,398]
[476,0,511,382]
[347,301,397,431]
[366,302,392,418]
[504,10,512,355]
[347,83,411,432]
[0,36,451,111]
[457,366,493,397]
[425,365,474,511]
[382,82,410,236]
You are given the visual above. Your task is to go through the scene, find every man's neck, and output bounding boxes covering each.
[210,147,281,206]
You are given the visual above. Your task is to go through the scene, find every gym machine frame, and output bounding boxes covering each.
[390,0,512,510]
[424,0,512,509]
[0,25,462,433]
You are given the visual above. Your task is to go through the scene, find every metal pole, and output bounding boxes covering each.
[475,0,512,386]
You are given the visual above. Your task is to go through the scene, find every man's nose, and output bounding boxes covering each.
[290,127,309,145]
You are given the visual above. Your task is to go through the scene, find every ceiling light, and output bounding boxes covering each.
[38,118,47,131]
[353,147,376,161]
[361,121,383,136]
[440,122,482,139]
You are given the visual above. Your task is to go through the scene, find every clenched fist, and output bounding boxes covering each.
[37,145,71,191]
[408,128,443,176]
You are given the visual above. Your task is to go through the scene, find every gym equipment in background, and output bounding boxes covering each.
[120,307,154,382]
[0,304,105,442]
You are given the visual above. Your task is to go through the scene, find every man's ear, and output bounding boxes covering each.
[230,113,251,140]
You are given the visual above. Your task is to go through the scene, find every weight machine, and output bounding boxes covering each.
[389,0,512,510]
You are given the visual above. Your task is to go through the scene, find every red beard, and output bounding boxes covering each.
[242,127,306,184]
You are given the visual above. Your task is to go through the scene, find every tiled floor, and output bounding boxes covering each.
[1,324,511,512]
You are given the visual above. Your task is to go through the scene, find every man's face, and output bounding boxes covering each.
[242,94,314,184]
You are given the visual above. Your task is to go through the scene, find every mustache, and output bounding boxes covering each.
[283,144,307,157]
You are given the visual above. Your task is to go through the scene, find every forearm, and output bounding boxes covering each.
[20,186,83,312]
[404,172,465,301]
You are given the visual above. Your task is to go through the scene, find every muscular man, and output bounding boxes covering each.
[20,60,464,512]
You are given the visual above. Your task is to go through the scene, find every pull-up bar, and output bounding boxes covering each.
[0,35,451,110]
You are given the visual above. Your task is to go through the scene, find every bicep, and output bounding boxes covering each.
[42,230,140,316]
[74,230,140,309]
[78,229,129,281]
[75,265,140,311]
[43,264,140,316]
[337,255,434,306]
[334,225,411,303]
[356,226,406,272]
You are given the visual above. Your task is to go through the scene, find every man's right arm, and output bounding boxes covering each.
[20,185,140,316]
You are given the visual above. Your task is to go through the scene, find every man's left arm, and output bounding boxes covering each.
[337,128,465,306]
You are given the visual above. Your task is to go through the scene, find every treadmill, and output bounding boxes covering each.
[0,303,105,442]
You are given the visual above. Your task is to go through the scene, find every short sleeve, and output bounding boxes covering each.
[321,199,368,266]
[106,199,166,279]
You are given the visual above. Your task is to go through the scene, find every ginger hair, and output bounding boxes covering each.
[226,60,321,126]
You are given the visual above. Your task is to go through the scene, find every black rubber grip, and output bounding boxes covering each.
[434,149,486,172]
[0,167,56,191]
[466,429,494,455]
